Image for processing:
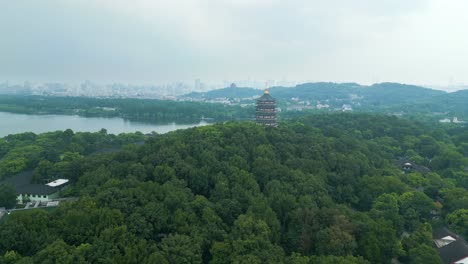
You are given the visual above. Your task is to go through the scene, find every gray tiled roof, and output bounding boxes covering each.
[0,171,57,195]
[433,227,468,264]
[433,227,458,240]
[437,240,468,264]
[256,93,275,102]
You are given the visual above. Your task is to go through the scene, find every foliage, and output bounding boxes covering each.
[183,82,468,120]
[0,113,466,263]
[446,209,468,238]
[0,95,253,123]
[0,129,145,181]
[0,183,17,209]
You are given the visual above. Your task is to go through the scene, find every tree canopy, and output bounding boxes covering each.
[1,113,466,263]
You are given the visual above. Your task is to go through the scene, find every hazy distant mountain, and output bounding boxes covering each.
[269,82,359,101]
[182,85,261,99]
[180,82,468,118]
[417,89,468,116]
[181,82,446,104]
[359,83,445,105]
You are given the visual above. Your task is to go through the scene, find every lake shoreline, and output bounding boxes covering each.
[0,111,210,137]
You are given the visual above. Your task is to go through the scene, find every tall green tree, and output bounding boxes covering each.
[408,244,442,264]
[0,183,17,209]
[446,209,468,238]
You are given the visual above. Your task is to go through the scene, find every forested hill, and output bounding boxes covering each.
[1,113,467,263]
[270,82,445,104]
[182,82,467,118]
[0,95,253,123]
[426,90,468,116]
[182,82,446,102]
[183,86,259,100]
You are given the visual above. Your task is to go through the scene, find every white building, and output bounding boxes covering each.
[0,172,69,205]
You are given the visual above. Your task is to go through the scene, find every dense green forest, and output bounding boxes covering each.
[0,129,146,181]
[0,114,467,263]
[0,95,253,123]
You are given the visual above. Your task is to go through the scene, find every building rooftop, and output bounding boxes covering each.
[433,227,468,264]
[437,240,468,264]
[17,184,57,195]
[46,179,69,187]
[0,171,66,195]
[256,89,276,102]
[433,227,458,241]
[395,157,431,174]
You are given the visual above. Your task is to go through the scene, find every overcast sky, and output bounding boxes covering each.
[1,0,467,86]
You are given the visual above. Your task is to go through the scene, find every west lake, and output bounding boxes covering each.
[0,111,209,137]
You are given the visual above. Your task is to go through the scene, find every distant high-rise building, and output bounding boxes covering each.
[256,88,277,127]
[194,78,201,91]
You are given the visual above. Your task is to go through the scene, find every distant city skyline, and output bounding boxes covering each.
[1,1,468,90]
[2,79,468,95]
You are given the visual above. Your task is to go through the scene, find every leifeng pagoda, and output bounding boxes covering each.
[256,88,277,127]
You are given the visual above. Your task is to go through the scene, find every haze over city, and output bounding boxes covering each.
[1,0,468,90]
[2,2,468,263]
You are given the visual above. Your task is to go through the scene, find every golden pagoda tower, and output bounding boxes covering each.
[255,83,277,127]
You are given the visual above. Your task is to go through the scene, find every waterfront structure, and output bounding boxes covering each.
[256,88,277,127]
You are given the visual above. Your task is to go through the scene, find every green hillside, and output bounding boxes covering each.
[183,86,261,99]
[182,82,467,120]
[184,82,446,105]
[1,114,467,263]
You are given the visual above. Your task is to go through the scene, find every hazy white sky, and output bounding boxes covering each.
[1,0,467,86]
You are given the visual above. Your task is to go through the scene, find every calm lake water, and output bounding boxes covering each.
[0,112,209,137]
